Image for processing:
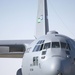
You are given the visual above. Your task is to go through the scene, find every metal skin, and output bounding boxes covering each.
[22,32,75,75]
[17,0,75,75]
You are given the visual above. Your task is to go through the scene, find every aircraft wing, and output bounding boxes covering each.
[0,40,34,58]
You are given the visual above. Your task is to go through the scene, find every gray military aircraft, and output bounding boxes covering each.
[1,0,75,75]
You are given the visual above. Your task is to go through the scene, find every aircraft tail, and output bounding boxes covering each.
[35,0,49,38]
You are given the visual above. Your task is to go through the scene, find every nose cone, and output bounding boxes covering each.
[41,57,62,75]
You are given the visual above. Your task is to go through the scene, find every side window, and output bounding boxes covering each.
[66,43,71,50]
[33,40,45,52]
[33,45,41,52]
[43,42,50,49]
[37,40,45,44]
[42,51,46,55]
[60,42,71,50]
[33,44,44,52]
[61,42,66,48]
[52,42,60,48]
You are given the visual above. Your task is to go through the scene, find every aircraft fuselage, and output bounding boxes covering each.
[22,32,75,75]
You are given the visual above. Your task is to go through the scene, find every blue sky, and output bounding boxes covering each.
[0,0,75,40]
[48,0,75,39]
[0,0,38,40]
[0,0,75,75]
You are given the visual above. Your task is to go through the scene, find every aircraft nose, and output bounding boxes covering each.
[41,57,62,75]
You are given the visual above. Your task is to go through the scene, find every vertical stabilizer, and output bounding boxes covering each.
[35,0,49,38]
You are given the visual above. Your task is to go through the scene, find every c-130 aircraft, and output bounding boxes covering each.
[1,0,75,75]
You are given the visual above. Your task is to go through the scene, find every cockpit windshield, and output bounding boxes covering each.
[52,42,60,48]
[52,42,71,50]
[33,45,41,52]
[61,42,66,48]
[33,41,71,52]
[33,40,45,52]
[43,43,50,49]
[60,42,71,50]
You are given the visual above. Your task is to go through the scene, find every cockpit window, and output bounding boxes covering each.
[60,42,71,50]
[52,42,60,48]
[33,45,41,52]
[33,44,44,52]
[33,42,51,52]
[37,40,45,44]
[33,40,45,52]
[66,44,71,50]
[61,42,66,48]
[43,42,50,49]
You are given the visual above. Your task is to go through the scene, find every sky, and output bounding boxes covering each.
[0,0,75,75]
[0,0,75,40]
[0,58,22,75]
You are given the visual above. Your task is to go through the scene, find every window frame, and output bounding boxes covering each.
[43,42,51,49]
[52,42,60,48]
[60,42,71,50]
